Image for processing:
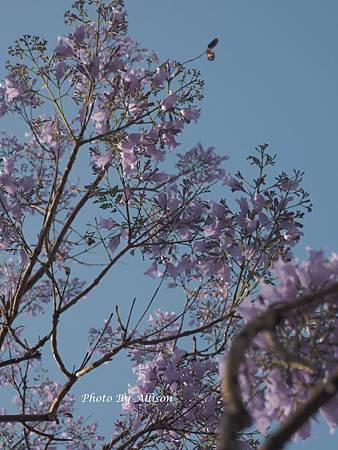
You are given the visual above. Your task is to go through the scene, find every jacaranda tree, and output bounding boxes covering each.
[0,1,337,449]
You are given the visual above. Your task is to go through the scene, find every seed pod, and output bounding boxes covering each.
[207,38,219,50]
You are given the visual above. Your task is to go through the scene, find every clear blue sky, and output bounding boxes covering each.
[0,1,337,448]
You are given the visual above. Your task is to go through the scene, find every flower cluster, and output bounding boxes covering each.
[110,311,221,448]
[237,249,338,439]
[3,370,105,449]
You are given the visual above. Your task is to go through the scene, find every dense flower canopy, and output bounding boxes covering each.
[0,1,336,450]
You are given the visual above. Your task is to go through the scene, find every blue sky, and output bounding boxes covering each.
[0,1,337,448]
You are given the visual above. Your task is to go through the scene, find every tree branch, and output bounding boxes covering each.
[219,281,338,450]
[259,368,338,450]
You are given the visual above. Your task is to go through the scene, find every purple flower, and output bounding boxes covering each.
[279,179,299,191]
[165,261,180,278]
[161,92,177,111]
[245,218,259,234]
[2,157,14,174]
[210,201,225,218]
[91,150,112,169]
[153,69,167,87]
[145,146,164,161]
[109,57,125,72]
[193,240,211,252]
[0,173,16,195]
[224,174,244,191]
[259,211,270,227]
[141,171,168,183]
[54,61,65,81]
[237,197,249,215]
[118,140,138,175]
[320,397,338,433]
[145,261,158,278]
[204,218,222,238]
[123,72,139,94]
[176,143,228,183]
[110,10,125,27]
[74,25,85,43]
[180,108,200,123]
[19,249,29,267]
[4,78,24,102]
[98,218,118,230]
[92,109,109,123]
[54,36,74,57]
[0,103,8,117]
[108,234,121,253]
[11,202,23,220]
[154,192,167,208]
[292,420,312,441]
[89,56,100,78]
[253,192,265,211]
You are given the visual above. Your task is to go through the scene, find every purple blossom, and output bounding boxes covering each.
[108,234,121,253]
[176,143,228,183]
[92,108,109,123]
[123,71,140,94]
[74,25,86,43]
[4,78,24,102]
[54,61,65,80]
[320,397,338,433]
[153,68,167,87]
[54,36,74,57]
[0,103,8,117]
[91,150,112,169]
[180,107,200,123]
[210,201,226,218]
[224,174,244,191]
[108,57,125,72]
[98,218,118,230]
[144,260,158,278]
[89,55,100,78]
[161,92,177,111]
[118,140,138,175]
[237,249,338,440]
[0,172,16,195]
